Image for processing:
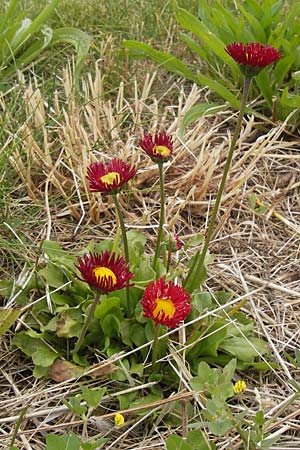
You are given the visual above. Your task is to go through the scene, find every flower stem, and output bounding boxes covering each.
[151,323,161,372]
[73,291,100,354]
[152,162,165,273]
[112,193,131,314]
[184,76,252,293]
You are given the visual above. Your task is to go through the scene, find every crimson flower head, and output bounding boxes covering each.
[76,251,134,293]
[141,277,191,328]
[225,42,281,77]
[87,158,136,194]
[139,133,173,163]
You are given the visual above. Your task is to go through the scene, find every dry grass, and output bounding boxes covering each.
[1,60,300,449]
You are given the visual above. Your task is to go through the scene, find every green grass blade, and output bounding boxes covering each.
[0,26,53,79]
[50,28,91,81]
[175,7,239,78]
[123,40,240,109]
[0,0,19,32]
[178,103,227,136]
[236,1,267,42]
[124,40,199,82]
[10,0,59,49]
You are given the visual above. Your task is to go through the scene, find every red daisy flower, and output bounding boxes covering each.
[225,42,281,76]
[139,133,173,163]
[76,251,134,293]
[141,277,191,328]
[87,158,136,194]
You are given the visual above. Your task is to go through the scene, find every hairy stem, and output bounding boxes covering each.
[73,291,100,354]
[152,162,165,273]
[184,77,252,293]
[112,193,131,313]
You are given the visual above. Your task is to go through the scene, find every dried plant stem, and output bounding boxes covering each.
[152,162,165,273]
[151,323,161,372]
[112,193,131,313]
[73,291,100,354]
[184,76,252,293]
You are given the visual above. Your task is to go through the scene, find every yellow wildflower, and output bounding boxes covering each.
[114,413,125,427]
[233,380,247,394]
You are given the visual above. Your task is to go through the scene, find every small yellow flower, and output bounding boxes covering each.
[114,413,125,427]
[233,380,247,395]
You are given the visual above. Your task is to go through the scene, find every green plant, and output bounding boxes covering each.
[0,0,90,89]
[123,0,300,125]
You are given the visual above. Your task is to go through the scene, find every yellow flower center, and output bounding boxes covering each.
[153,145,171,157]
[233,380,247,394]
[153,297,175,320]
[93,266,117,286]
[100,171,120,185]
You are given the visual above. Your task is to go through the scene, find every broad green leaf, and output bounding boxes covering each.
[101,314,120,338]
[39,264,65,288]
[208,417,232,436]
[0,308,20,336]
[46,433,81,450]
[220,336,268,362]
[56,308,83,338]
[32,348,59,367]
[127,230,147,264]
[166,434,192,450]
[186,430,216,450]
[190,321,228,359]
[179,103,226,136]
[95,296,122,320]
[63,397,87,416]
[221,357,236,383]
[192,292,212,313]
[81,439,108,450]
[280,87,300,108]
[80,386,106,409]
[33,365,49,379]
[130,323,147,347]
[12,331,51,357]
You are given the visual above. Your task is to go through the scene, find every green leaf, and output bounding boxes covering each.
[191,321,228,359]
[186,429,216,450]
[56,308,83,338]
[0,308,21,336]
[236,1,266,42]
[123,40,240,108]
[127,230,147,264]
[175,7,239,76]
[220,336,268,362]
[208,418,232,436]
[131,393,162,415]
[221,358,236,383]
[50,27,90,82]
[81,439,108,450]
[179,103,226,136]
[46,433,81,450]
[63,397,87,416]
[101,314,120,338]
[192,292,212,313]
[184,233,204,250]
[32,348,59,367]
[130,323,147,347]
[12,331,51,357]
[80,386,106,409]
[166,434,192,450]
[39,264,66,288]
[95,296,122,320]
